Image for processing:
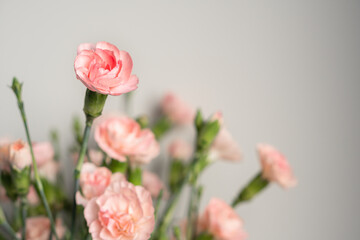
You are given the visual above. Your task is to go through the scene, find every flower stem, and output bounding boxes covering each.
[0,206,19,240]
[70,118,93,240]
[20,197,27,240]
[11,79,59,240]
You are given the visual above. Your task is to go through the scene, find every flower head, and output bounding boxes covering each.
[209,112,242,162]
[161,92,195,125]
[198,198,247,240]
[168,139,193,161]
[9,140,31,170]
[19,217,65,240]
[95,116,159,165]
[257,143,297,189]
[75,42,138,96]
[142,170,167,198]
[76,163,125,206]
[84,179,155,240]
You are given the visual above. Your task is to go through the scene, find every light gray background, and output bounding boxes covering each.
[1,1,360,239]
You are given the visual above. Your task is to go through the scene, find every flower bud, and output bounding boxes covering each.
[9,140,31,170]
[197,120,220,151]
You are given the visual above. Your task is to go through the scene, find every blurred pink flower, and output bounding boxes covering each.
[19,217,65,240]
[84,179,155,240]
[142,170,167,198]
[9,140,32,170]
[32,141,59,183]
[198,198,247,240]
[95,116,159,165]
[0,186,8,201]
[257,143,297,189]
[161,92,195,125]
[210,128,242,162]
[27,186,40,205]
[72,149,104,167]
[0,138,11,171]
[75,41,138,96]
[168,139,193,161]
[76,163,125,206]
[33,142,54,166]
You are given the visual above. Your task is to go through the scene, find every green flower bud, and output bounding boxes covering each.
[194,110,204,132]
[11,166,31,196]
[10,77,23,102]
[83,89,108,121]
[197,120,220,151]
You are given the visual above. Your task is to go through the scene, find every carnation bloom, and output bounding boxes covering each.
[19,216,65,240]
[27,186,40,205]
[168,139,192,161]
[142,170,167,198]
[72,149,105,167]
[9,140,32,170]
[209,112,242,162]
[33,142,59,183]
[84,180,155,240]
[75,41,138,96]
[198,198,247,240]
[95,116,159,164]
[76,163,125,206]
[257,143,297,189]
[161,92,195,125]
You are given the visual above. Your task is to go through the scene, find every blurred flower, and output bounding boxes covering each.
[161,92,195,125]
[142,170,167,198]
[168,139,192,161]
[33,142,59,183]
[257,143,297,189]
[33,142,54,166]
[95,116,159,165]
[76,163,124,206]
[75,41,138,96]
[27,185,40,205]
[84,179,155,240]
[0,138,11,171]
[72,149,105,167]
[209,112,242,162]
[198,198,247,240]
[9,140,31,170]
[19,216,65,240]
[0,186,8,201]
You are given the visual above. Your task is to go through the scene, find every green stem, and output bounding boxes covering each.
[14,93,59,240]
[70,119,93,240]
[20,197,27,240]
[0,204,19,240]
[231,171,269,207]
[186,185,202,240]
[128,166,142,186]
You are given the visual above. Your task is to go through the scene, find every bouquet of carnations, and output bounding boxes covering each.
[0,42,297,240]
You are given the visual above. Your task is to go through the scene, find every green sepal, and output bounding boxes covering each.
[136,115,149,129]
[108,159,128,174]
[152,116,172,140]
[11,166,31,197]
[128,167,142,186]
[169,159,187,193]
[197,120,220,151]
[196,232,214,240]
[232,171,269,207]
[194,110,204,132]
[83,89,108,121]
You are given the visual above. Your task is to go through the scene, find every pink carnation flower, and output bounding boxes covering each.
[75,41,138,96]
[161,92,195,125]
[95,116,159,165]
[19,217,65,240]
[168,139,193,161]
[198,198,247,240]
[9,140,32,170]
[76,163,125,206]
[33,142,59,183]
[84,180,155,240]
[27,186,40,205]
[142,170,167,198]
[257,143,297,189]
[210,112,242,162]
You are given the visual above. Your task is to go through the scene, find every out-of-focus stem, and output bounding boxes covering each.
[70,118,93,240]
